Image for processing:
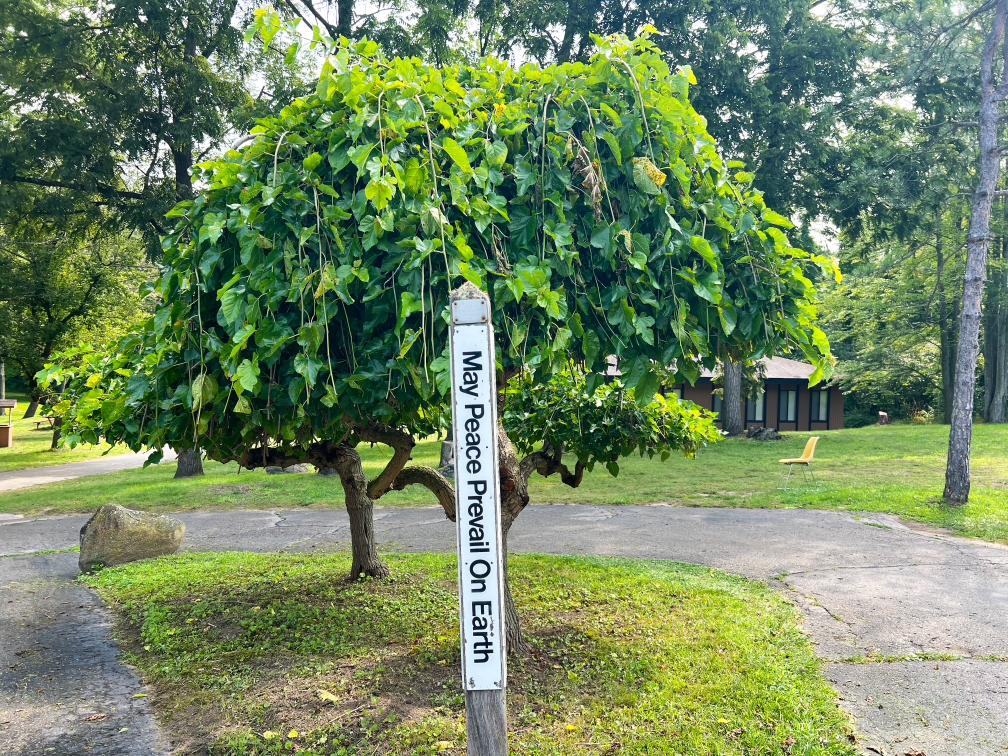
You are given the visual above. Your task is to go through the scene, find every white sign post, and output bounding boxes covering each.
[449,284,508,754]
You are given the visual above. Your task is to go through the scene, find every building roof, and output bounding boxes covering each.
[699,356,816,382]
[605,355,816,382]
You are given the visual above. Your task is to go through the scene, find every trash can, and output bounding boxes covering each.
[0,400,16,448]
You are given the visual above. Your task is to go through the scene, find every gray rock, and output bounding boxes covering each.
[316,467,339,476]
[265,463,310,474]
[746,426,785,441]
[79,505,185,572]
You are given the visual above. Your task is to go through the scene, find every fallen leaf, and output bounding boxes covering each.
[262,731,277,740]
[866,748,885,755]
[133,693,147,698]
[905,751,928,756]
[288,729,298,738]
[436,742,454,750]
[317,689,338,704]
[782,736,796,755]
[118,727,129,733]
[82,714,107,722]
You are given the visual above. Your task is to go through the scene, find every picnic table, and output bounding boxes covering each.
[34,416,58,430]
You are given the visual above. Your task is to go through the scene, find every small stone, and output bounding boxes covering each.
[265,463,310,474]
[316,467,339,476]
[78,505,185,572]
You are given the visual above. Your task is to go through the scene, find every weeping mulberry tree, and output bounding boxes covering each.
[41,28,836,649]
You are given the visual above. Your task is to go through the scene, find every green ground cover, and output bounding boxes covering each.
[85,550,856,755]
[0,392,130,472]
[2,423,1007,544]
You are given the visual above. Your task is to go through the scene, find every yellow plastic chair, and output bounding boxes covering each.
[777,436,819,491]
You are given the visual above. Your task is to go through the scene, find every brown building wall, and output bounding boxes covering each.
[676,380,844,430]
[683,383,712,409]
[765,387,778,430]
[797,386,809,430]
[829,386,844,429]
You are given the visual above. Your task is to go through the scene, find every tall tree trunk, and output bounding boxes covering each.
[50,418,61,450]
[983,271,999,421]
[945,0,1008,504]
[938,234,955,423]
[722,354,744,436]
[333,446,390,578]
[23,400,39,419]
[174,447,204,478]
[336,0,354,38]
[556,0,579,62]
[993,292,1008,422]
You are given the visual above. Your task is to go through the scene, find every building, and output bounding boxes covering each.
[606,355,845,430]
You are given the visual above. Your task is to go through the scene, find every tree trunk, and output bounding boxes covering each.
[50,418,61,450]
[938,252,954,424]
[23,400,39,419]
[983,273,998,422]
[556,0,579,63]
[722,355,744,436]
[499,523,527,654]
[993,295,1008,422]
[334,446,390,579]
[174,447,205,478]
[336,0,354,38]
[440,425,454,469]
[945,0,1008,504]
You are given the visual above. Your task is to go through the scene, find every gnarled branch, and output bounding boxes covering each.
[391,465,456,520]
[356,424,416,500]
[519,447,586,489]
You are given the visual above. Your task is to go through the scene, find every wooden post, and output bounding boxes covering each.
[448,283,508,755]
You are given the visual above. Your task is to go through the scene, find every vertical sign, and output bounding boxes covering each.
[449,290,507,694]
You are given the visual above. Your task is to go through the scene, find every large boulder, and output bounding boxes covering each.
[79,505,185,572]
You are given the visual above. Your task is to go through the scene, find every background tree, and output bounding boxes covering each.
[0,0,314,250]
[945,0,1008,503]
[0,234,149,417]
[43,32,836,648]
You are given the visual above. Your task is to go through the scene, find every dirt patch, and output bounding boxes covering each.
[205,484,252,495]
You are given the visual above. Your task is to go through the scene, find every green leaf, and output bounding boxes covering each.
[365,176,395,211]
[591,223,612,252]
[582,330,601,368]
[601,132,621,165]
[399,329,421,358]
[689,236,717,269]
[485,140,507,168]
[762,210,794,229]
[235,358,259,393]
[294,353,319,386]
[633,161,660,195]
[302,152,323,172]
[220,285,245,325]
[442,137,472,173]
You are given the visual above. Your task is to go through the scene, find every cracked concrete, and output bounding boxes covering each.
[1,504,1006,754]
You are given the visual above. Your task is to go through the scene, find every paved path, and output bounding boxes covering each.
[0,448,177,492]
[2,504,1006,754]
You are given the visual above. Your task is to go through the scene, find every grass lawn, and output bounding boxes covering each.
[84,550,857,755]
[2,423,1008,545]
[0,392,130,472]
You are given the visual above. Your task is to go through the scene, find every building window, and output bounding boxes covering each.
[669,385,683,401]
[810,389,828,423]
[778,388,797,423]
[746,391,765,422]
[712,392,722,415]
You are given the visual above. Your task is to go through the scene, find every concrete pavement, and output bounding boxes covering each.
[0,448,177,493]
[1,504,1006,754]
